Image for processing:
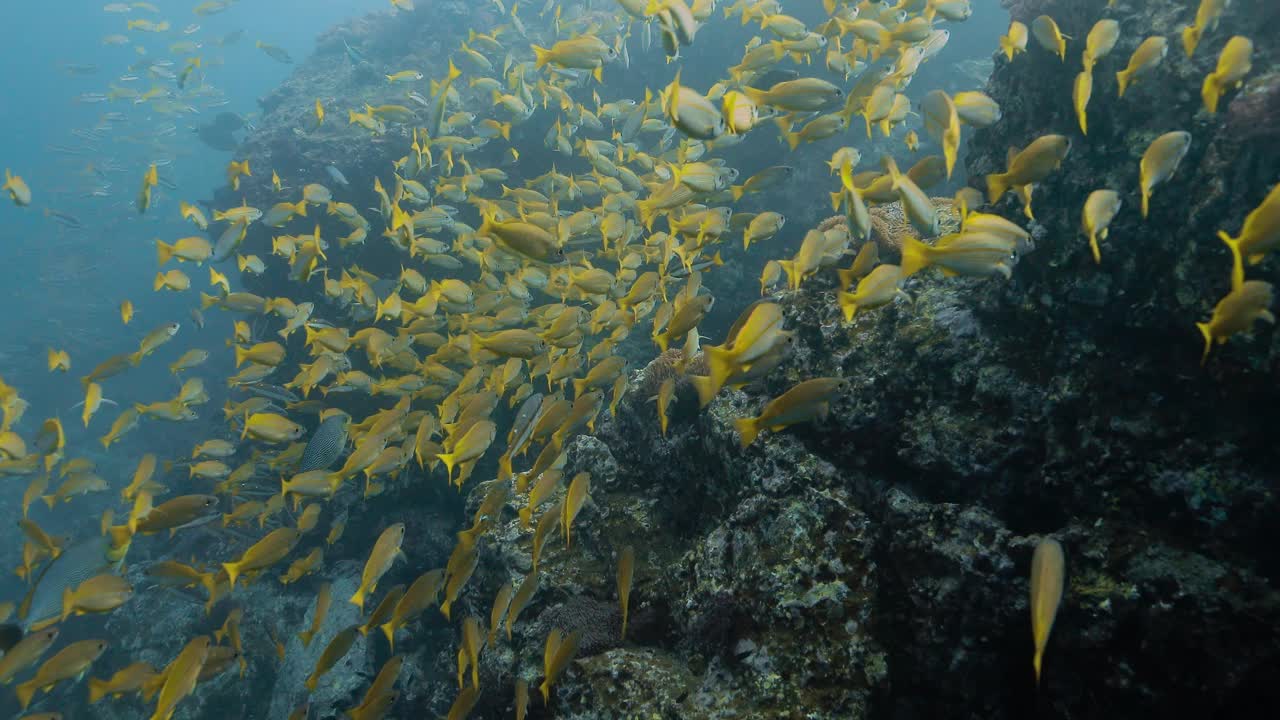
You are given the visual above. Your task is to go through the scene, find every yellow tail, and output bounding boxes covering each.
[532,45,552,68]
[223,561,242,589]
[899,235,933,278]
[1201,73,1222,114]
[1181,25,1201,58]
[15,679,38,710]
[156,240,174,266]
[733,417,760,448]
[1115,69,1131,98]
[349,585,367,610]
[61,586,76,621]
[381,621,397,653]
[88,677,110,705]
[986,172,1010,204]
[1219,231,1244,291]
[704,344,736,401]
[1197,321,1213,366]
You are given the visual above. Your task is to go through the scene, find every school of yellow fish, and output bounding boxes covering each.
[0,0,1273,716]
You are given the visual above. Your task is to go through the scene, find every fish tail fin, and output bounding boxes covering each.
[298,628,315,647]
[704,344,736,400]
[733,416,760,448]
[41,494,57,510]
[1089,232,1102,265]
[1115,69,1130,98]
[1141,187,1150,220]
[999,36,1014,62]
[777,259,801,291]
[233,345,247,368]
[899,235,933,278]
[741,86,766,108]
[153,272,166,292]
[61,586,75,622]
[985,172,1009,204]
[1201,73,1221,114]
[88,677,109,705]
[1181,24,1200,58]
[295,199,307,217]
[532,45,552,68]
[200,291,221,310]
[838,290,860,322]
[1219,231,1245,291]
[381,622,397,653]
[571,377,587,398]
[731,185,745,202]
[519,505,533,528]
[15,679,37,710]
[683,373,711,408]
[1196,321,1213,366]
[156,240,174,266]
[222,561,241,589]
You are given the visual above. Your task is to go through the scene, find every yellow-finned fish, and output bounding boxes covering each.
[733,377,846,447]
[1182,0,1229,57]
[1201,36,1253,114]
[61,573,133,621]
[999,20,1028,61]
[221,527,301,587]
[1081,190,1123,264]
[350,523,406,610]
[617,546,634,639]
[298,583,332,647]
[15,638,108,709]
[1116,36,1168,98]
[1030,538,1065,686]
[838,264,905,321]
[986,134,1071,204]
[1138,131,1192,219]
[305,625,359,691]
[1217,183,1280,290]
[151,636,211,720]
[3,169,32,206]
[1030,15,1069,61]
[1196,280,1274,365]
[1082,19,1120,72]
[539,628,581,703]
[47,348,71,373]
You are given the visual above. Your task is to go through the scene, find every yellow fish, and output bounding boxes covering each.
[3,169,32,206]
[1202,36,1253,114]
[1196,280,1274,365]
[1116,36,1168,98]
[733,377,846,447]
[1030,15,1069,61]
[350,523,406,610]
[47,348,71,373]
[1138,131,1192,219]
[1082,190,1123,264]
[1030,538,1065,686]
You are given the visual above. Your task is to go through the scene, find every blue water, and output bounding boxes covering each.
[0,0,384,501]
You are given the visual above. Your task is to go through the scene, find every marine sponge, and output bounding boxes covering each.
[822,198,961,257]
[539,596,622,658]
[633,348,709,401]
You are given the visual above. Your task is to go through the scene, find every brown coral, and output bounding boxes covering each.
[822,198,962,258]
[633,348,708,401]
